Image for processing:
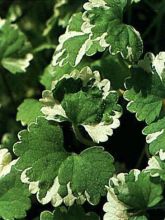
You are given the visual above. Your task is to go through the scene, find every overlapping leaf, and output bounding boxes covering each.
[0,169,31,220]
[103,170,163,220]
[53,0,143,67]
[0,19,33,74]
[17,99,43,126]
[124,52,165,124]
[41,67,122,143]
[40,59,90,90]
[93,54,131,90]
[0,148,31,220]
[14,117,115,207]
[145,150,165,181]
[143,117,165,155]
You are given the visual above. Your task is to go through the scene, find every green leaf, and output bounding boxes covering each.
[40,205,100,220]
[14,117,68,204]
[0,148,31,220]
[145,150,165,181]
[0,19,33,74]
[103,170,163,220]
[17,99,43,126]
[14,117,115,206]
[40,60,89,90]
[124,52,165,124]
[143,117,165,155]
[117,172,163,209]
[58,146,115,205]
[53,0,143,67]
[40,64,56,89]
[41,67,122,143]
[0,169,31,220]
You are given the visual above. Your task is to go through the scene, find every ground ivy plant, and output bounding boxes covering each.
[0,0,165,219]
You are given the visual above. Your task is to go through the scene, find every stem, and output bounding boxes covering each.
[135,143,149,169]
[143,1,165,39]
[0,68,16,108]
[72,125,95,147]
[144,0,156,12]
[147,201,165,211]
[142,14,161,39]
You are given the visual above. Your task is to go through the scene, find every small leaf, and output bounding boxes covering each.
[0,19,33,74]
[145,150,165,181]
[0,148,17,178]
[17,99,43,126]
[103,170,163,220]
[143,117,165,155]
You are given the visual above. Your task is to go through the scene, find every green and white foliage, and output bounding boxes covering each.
[40,64,71,90]
[40,205,100,220]
[52,0,143,67]
[0,19,33,74]
[0,148,17,178]
[145,150,165,181]
[14,117,115,206]
[1,0,165,219]
[40,59,90,90]
[124,52,165,124]
[143,117,165,155]
[43,0,85,35]
[41,67,122,143]
[0,148,31,220]
[0,169,31,220]
[103,170,163,220]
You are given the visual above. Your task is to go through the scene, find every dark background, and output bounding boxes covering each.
[0,0,165,219]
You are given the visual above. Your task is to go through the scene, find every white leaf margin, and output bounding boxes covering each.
[138,52,165,81]
[0,148,17,178]
[103,170,140,220]
[40,67,122,143]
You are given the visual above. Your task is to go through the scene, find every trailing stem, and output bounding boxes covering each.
[72,124,95,147]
